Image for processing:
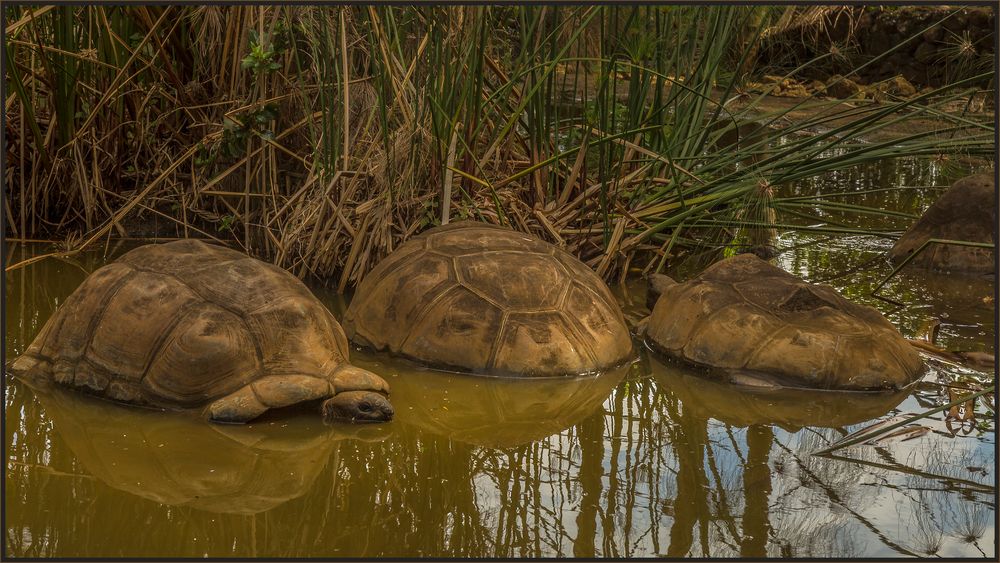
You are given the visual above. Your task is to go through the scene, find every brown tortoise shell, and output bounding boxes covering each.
[344,222,634,377]
[645,253,925,391]
[11,240,356,409]
[888,173,995,274]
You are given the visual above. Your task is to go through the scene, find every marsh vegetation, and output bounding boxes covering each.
[3,4,996,558]
[4,5,993,284]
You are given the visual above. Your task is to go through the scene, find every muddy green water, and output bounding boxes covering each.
[4,157,995,558]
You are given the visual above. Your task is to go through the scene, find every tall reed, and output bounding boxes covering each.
[3,5,994,286]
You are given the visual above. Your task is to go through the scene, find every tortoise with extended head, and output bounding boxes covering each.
[644,253,924,391]
[344,221,634,377]
[888,172,995,274]
[10,240,393,423]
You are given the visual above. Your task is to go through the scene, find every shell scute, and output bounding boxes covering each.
[86,271,201,382]
[245,297,345,376]
[554,250,617,305]
[144,303,260,405]
[426,222,553,256]
[345,250,458,351]
[493,312,591,376]
[38,262,135,364]
[563,283,631,365]
[680,303,782,370]
[455,251,567,310]
[399,287,504,372]
[71,360,112,394]
[119,239,241,275]
[744,325,842,387]
[182,258,313,316]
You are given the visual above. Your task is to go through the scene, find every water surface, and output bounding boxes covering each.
[4,156,995,558]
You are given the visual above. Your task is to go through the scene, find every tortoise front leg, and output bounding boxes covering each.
[330,364,390,394]
[207,375,332,423]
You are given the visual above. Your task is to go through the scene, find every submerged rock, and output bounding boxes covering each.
[888,173,996,274]
[644,254,924,391]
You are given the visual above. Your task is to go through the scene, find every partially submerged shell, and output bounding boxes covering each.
[10,240,392,422]
[645,254,924,391]
[888,173,995,274]
[344,221,634,377]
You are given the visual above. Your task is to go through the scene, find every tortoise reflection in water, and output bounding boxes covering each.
[344,221,634,377]
[30,384,389,514]
[644,253,925,391]
[380,362,628,448]
[10,240,393,424]
[649,356,911,431]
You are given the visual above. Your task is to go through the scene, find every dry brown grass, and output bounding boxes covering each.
[4,6,993,287]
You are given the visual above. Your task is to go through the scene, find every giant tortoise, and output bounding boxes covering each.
[344,221,634,377]
[10,239,393,423]
[644,253,924,390]
[888,172,995,274]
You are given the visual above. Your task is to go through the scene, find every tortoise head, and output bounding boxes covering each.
[322,365,394,423]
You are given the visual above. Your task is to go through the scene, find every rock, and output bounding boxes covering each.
[826,75,862,99]
[871,75,918,100]
[942,13,968,34]
[865,30,892,56]
[922,27,943,43]
[914,41,939,65]
[778,83,810,98]
[887,75,917,97]
[900,66,924,86]
[967,9,990,29]
[888,173,996,274]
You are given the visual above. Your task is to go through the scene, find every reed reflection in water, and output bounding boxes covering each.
[5,241,995,558]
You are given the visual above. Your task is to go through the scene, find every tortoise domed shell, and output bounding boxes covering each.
[644,254,924,391]
[344,222,634,377]
[10,240,393,423]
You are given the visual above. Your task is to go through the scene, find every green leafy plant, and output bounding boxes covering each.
[241,29,282,75]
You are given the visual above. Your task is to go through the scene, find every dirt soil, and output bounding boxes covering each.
[730,89,995,145]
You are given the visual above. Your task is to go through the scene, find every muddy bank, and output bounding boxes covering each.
[726,90,994,146]
[761,6,995,88]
